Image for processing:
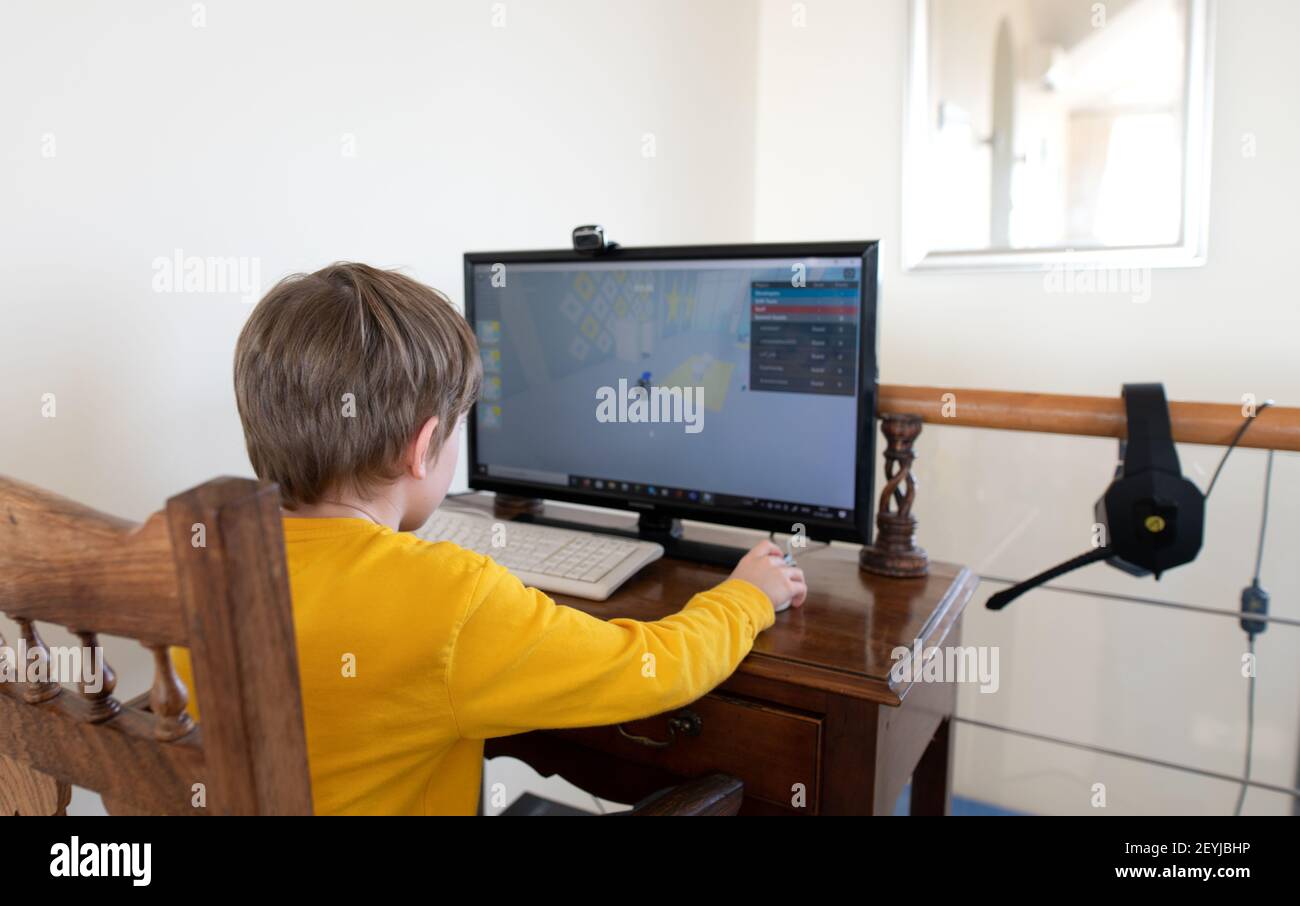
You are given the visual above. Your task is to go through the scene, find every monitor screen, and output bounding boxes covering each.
[464,243,878,542]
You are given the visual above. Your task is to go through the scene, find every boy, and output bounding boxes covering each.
[176,262,806,815]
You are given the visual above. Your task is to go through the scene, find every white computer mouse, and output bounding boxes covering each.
[773,549,797,613]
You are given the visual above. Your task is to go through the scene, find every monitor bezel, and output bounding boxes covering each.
[462,241,879,544]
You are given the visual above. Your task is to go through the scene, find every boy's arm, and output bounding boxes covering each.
[446,558,775,739]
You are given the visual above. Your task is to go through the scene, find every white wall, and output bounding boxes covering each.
[0,0,759,815]
[1,0,759,517]
[754,0,1299,814]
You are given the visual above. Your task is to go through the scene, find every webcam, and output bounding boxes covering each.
[572,225,619,255]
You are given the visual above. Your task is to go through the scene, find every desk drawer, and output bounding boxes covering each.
[561,693,822,810]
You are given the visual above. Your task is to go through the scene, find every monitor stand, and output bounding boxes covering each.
[499,496,748,568]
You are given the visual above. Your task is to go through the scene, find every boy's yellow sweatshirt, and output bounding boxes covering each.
[172,516,774,815]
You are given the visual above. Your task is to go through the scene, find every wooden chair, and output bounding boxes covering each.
[0,475,742,816]
[0,476,312,815]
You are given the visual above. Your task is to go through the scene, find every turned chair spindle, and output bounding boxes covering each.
[16,618,62,704]
[73,630,121,722]
[147,645,194,742]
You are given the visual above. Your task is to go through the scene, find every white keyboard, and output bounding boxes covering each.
[416,508,663,601]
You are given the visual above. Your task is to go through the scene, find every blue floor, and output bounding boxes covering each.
[893,785,1025,815]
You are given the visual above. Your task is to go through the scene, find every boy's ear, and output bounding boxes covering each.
[407,416,440,479]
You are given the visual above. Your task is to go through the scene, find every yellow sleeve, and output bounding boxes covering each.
[446,559,775,739]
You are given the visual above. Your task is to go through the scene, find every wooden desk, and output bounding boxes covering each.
[473,496,978,816]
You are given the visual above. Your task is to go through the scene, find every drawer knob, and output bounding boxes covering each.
[617,709,702,749]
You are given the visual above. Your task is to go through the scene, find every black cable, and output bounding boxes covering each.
[1233,442,1275,816]
[1235,635,1257,816]
[1204,400,1273,499]
[1253,450,1274,584]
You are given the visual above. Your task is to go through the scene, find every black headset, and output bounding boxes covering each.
[986,383,1205,610]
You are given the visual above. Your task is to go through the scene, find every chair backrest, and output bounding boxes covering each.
[0,475,312,815]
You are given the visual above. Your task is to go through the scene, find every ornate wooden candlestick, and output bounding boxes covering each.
[860,413,929,578]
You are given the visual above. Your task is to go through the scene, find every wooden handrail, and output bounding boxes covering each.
[877,385,1300,452]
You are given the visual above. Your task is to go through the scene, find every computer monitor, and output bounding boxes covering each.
[463,241,879,556]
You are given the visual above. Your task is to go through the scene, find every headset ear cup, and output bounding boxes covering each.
[1100,457,1205,578]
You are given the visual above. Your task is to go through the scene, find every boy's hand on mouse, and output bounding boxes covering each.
[728,540,807,611]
